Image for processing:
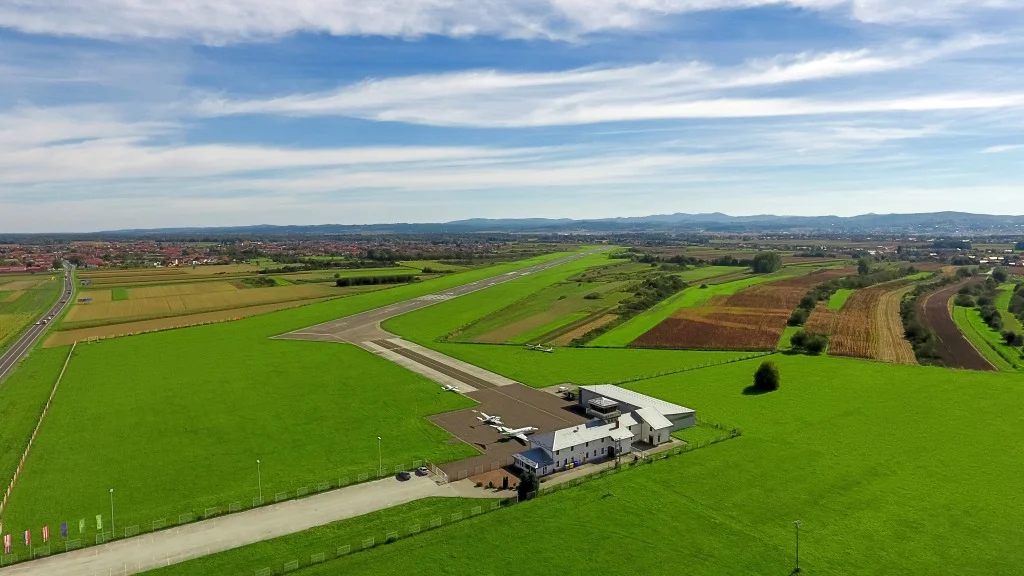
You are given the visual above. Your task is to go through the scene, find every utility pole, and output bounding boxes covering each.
[256,459,263,503]
[793,520,802,573]
[109,489,115,539]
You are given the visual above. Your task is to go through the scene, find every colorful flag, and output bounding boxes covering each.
[23,530,29,547]
[4,533,11,554]
[78,518,85,534]
[95,514,103,531]
[60,522,68,539]
[42,526,49,543]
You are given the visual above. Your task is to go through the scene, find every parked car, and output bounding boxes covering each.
[396,471,411,481]
[415,466,429,476]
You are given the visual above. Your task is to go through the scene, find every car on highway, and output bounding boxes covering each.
[396,470,411,481]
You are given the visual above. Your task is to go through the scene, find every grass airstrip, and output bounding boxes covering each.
[141,354,1024,576]
[9,248,1024,576]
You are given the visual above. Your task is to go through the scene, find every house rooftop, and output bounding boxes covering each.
[548,413,637,452]
[579,385,694,417]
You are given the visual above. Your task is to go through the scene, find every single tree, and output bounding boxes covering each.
[517,470,540,501]
[751,252,783,274]
[993,267,1009,283]
[753,361,781,392]
[857,258,872,276]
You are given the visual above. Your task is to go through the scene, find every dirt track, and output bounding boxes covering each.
[919,281,995,371]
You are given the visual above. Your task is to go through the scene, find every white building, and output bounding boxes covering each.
[513,385,695,477]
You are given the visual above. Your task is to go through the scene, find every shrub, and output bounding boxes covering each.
[1003,331,1024,347]
[955,294,975,307]
[752,361,781,392]
[751,252,783,274]
[583,293,602,300]
[788,309,809,327]
[791,330,828,355]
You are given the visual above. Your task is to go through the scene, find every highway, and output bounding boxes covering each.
[0,263,74,383]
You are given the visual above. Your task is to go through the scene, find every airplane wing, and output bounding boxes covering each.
[513,433,530,444]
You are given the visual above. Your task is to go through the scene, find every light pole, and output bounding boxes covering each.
[109,488,115,538]
[377,437,382,476]
[256,459,262,503]
[793,520,802,573]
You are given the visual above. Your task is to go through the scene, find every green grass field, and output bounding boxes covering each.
[996,284,1024,334]
[0,275,60,353]
[588,273,791,348]
[776,325,801,350]
[111,287,130,301]
[952,306,1023,372]
[0,252,584,539]
[827,289,854,310]
[266,355,1024,576]
[143,497,489,576]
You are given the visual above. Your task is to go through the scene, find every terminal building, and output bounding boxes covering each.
[513,384,695,477]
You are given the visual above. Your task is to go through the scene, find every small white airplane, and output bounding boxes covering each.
[441,384,461,393]
[474,411,503,425]
[490,425,539,444]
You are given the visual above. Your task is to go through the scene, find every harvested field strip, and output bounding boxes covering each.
[675,266,747,282]
[509,312,589,345]
[64,284,341,325]
[45,298,335,347]
[127,281,239,299]
[1,291,24,303]
[953,306,1024,372]
[0,280,43,291]
[551,314,618,346]
[828,289,855,310]
[77,290,111,303]
[874,285,917,364]
[805,304,838,334]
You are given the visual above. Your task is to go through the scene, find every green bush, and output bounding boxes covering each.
[752,361,780,392]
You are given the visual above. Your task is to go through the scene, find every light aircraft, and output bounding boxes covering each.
[441,384,461,393]
[525,343,554,353]
[490,425,539,444]
[474,411,503,425]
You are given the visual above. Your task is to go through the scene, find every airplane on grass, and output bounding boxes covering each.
[441,384,461,393]
[489,425,539,444]
[474,411,503,425]
[524,344,555,353]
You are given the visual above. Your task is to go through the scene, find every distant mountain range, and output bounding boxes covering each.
[95,212,1024,237]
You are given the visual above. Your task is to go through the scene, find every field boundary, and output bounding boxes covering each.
[0,343,76,528]
[607,352,774,385]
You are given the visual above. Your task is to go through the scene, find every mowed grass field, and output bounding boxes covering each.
[0,274,60,353]
[0,251,582,536]
[827,288,855,310]
[267,355,1024,576]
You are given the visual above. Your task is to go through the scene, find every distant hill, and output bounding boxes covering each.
[89,211,1024,237]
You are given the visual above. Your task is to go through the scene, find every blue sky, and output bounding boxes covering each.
[1,1,1023,232]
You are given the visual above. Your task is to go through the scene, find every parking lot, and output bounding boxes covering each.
[430,384,588,481]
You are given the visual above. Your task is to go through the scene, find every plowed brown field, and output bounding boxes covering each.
[634,268,852,350]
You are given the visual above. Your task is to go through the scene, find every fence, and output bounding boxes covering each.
[442,455,516,485]
[243,497,515,576]
[0,457,433,569]
[0,343,76,522]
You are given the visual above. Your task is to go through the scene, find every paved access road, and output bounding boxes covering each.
[0,476,489,576]
[0,264,74,383]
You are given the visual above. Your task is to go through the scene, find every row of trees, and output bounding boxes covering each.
[900,276,960,364]
[335,275,417,287]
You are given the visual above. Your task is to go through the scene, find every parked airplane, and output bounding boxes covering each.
[525,344,555,353]
[441,384,461,393]
[474,411,503,425]
[490,425,539,444]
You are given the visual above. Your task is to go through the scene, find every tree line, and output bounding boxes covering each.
[335,275,418,287]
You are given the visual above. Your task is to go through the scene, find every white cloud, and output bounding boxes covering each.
[980,144,1024,153]
[196,37,1020,128]
[0,0,1014,44]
